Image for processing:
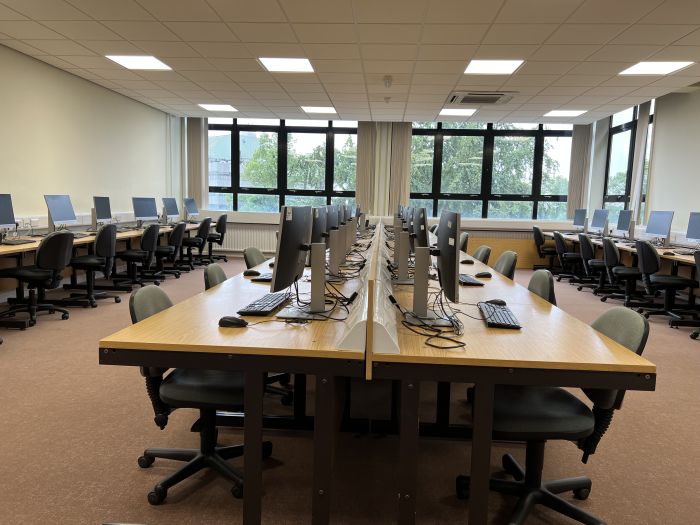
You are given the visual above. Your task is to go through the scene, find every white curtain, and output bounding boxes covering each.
[567,124,592,218]
[629,101,651,222]
[356,121,376,214]
[186,117,208,210]
[389,122,412,217]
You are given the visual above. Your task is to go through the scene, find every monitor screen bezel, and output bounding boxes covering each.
[0,194,16,230]
[44,194,78,226]
[93,196,112,222]
[645,210,674,239]
[132,197,159,221]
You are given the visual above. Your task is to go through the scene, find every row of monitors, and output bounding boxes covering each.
[309,204,362,243]
[0,194,200,229]
[573,208,700,242]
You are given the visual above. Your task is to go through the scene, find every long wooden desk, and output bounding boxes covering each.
[369,225,657,524]
[99,227,378,525]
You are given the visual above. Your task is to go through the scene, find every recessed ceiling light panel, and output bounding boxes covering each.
[464,60,524,75]
[259,57,314,72]
[106,55,171,70]
[302,106,336,114]
[619,61,693,75]
[439,108,477,116]
[199,104,238,112]
[544,110,587,117]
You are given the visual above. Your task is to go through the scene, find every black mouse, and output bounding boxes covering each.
[475,271,492,278]
[268,261,275,268]
[460,259,474,265]
[219,316,248,328]
[243,269,260,277]
[485,299,507,306]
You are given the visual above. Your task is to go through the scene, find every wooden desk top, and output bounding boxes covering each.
[374,249,656,375]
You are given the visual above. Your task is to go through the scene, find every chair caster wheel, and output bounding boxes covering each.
[573,487,590,500]
[644,313,650,319]
[577,286,583,291]
[175,274,181,279]
[154,281,160,286]
[115,297,121,303]
[90,302,98,308]
[138,455,155,468]
[61,313,69,320]
[49,309,55,314]
[455,475,470,500]
[691,332,699,340]
[148,485,167,505]
[231,484,243,499]
[29,320,36,327]
[262,441,273,459]
[281,393,293,406]
[600,297,607,302]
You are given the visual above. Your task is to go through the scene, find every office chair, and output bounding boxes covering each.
[243,247,266,269]
[552,231,583,283]
[527,269,557,305]
[599,238,645,307]
[636,240,698,322]
[493,250,518,280]
[206,214,228,263]
[181,217,212,269]
[532,225,558,271]
[456,307,650,525]
[131,285,273,504]
[576,234,606,293]
[459,231,469,253]
[472,245,491,265]
[61,224,120,307]
[152,222,187,279]
[116,224,160,287]
[0,231,73,326]
[203,263,293,405]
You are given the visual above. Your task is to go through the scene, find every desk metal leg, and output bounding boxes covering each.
[244,371,264,525]
[312,374,336,525]
[398,379,420,525]
[469,382,495,524]
[294,373,307,422]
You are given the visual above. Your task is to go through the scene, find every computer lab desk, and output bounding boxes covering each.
[369,251,657,525]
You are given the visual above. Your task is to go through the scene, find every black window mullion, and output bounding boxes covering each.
[326,130,333,201]
[531,133,544,219]
[481,132,494,218]
[232,125,239,211]
[278,127,287,207]
[432,131,443,217]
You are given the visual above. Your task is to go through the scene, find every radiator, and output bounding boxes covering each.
[221,223,278,255]
[466,229,533,240]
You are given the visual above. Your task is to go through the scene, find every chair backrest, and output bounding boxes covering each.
[493,250,517,280]
[552,231,568,255]
[140,224,160,267]
[527,269,556,305]
[204,263,227,290]
[601,237,620,268]
[695,251,700,276]
[196,217,212,239]
[532,225,546,248]
[243,246,266,269]
[577,234,595,275]
[215,214,227,235]
[129,284,173,323]
[36,231,74,273]
[168,222,187,248]
[472,245,491,264]
[94,224,117,258]
[459,231,469,253]
[635,240,660,276]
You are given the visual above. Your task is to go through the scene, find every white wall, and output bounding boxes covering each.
[648,90,700,232]
[0,45,177,220]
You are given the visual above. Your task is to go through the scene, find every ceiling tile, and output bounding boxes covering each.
[640,1,700,24]
[132,41,200,58]
[78,39,144,55]
[180,70,231,82]
[34,55,78,68]
[357,24,421,44]
[271,72,321,84]
[207,0,286,21]
[223,71,272,83]
[420,24,488,45]
[552,75,609,86]
[0,20,63,39]
[228,23,298,43]
[209,58,262,71]
[135,0,219,21]
[0,3,26,20]
[317,72,364,84]
[312,59,363,73]
[496,0,583,23]
[570,0,663,23]
[649,75,699,87]
[278,0,354,23]
[649,45,700,61]
[304,43,360,59]
[528,95,576,104]
[673,29,700,46]
[136,70,188,81]
[538,85,591,95]
[42,21,122,40]
[413,60,465,74]
[483,24,558,45]
[611,24,696,45]
[87,68,144,80]
[546,24,627,45]
[587,44,662,61]
[293,23,356,43]
[517,61,577,75]
[22,39,94,55]
[328,93,368,101]
[165,22,238,42]
[425,0,503,23]
[245,43,306,57]
[189,42,249,59]
[65,0,155,20]
[528,45,600,61]
[1,0,89,20]
[163,57,217,70]
[418,44,478,60]
[1,39,44,55]
[323,82,367,93]
[502,74,560,86]
[361,44,417,61]
[103,21,179,41]
[584,86,636,96]
[473,44,539,59]
[57,55,119,68]
[598,75,656,87]
[567,61,633,75]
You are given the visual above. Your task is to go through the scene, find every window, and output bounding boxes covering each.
[603,107,636,216]
[207,120,356,212]
[410,123,572,219]
[640,123,653,223]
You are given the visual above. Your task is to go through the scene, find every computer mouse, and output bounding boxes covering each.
[485,299,507,306]
[268,262,275,268]
[219,316,248,328]
[460,259,475,265]
[475,271,492,278]
[243,269,260,277]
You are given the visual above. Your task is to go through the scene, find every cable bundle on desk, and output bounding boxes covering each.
[388,293,465,349]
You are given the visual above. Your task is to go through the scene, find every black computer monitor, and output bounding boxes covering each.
[184,197,199,218]
[616,209,632,232]
[93,196,112,222]
[311,206,327,244]
[413,207,428,248]
[0,194,16,229]
[44,195,77,227]
[162,197,179,219]
[646,210,674,239]
[573,208,586,228]
[132,197,159,221]
[270,206,313,293]
[590,209,609,233]
[326,205,339,231]
[686,212,700,242]
[435,210,460,303]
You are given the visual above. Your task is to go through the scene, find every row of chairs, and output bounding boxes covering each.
[0,215,229,328]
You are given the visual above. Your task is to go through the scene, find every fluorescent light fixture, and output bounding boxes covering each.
[198,104,238,112]
[439,108,477,116]
[302,106,336,114]
[544,110,587,117]
[259,57,313,72]
[619,61,693,75]
[465,59,523,75]
[106,55,171,70]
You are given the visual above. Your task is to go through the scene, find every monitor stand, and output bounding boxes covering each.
[393,230,414,285]
[277,243,329,321]
[328,228,342,278]
[405,246,452,327]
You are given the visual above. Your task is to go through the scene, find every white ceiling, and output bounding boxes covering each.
[3,0,700,123]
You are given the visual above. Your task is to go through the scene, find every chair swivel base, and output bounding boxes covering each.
[0,302,69,327]
[455,446,604,525]
[54,290,121,308]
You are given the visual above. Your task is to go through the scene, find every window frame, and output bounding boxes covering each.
[207,119,357,211]
[410,123,572,219]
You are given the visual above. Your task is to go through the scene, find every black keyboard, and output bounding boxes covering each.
[477,302,521,329]
[459,274,485,287]
[2,238,34,245]
[237,292,289,316]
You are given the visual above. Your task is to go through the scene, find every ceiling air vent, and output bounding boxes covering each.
[447,91,515,105]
